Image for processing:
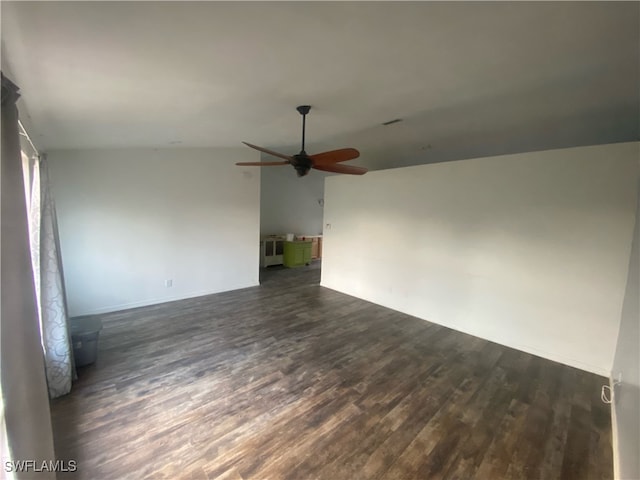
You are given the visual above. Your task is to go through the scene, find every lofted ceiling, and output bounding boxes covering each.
[1,1,638,170]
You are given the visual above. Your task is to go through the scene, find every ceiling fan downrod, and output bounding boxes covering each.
[296,105,311,153]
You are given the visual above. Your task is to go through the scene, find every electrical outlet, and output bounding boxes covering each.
[616,372,623,384]
[165,279,173,287]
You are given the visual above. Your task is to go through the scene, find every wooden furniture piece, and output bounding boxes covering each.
[309,236,323,259]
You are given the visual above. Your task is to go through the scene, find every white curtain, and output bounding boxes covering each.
[24,153,75,399]
[1,72,56,476]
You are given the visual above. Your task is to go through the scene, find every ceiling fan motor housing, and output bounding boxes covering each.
[292,153,312,176]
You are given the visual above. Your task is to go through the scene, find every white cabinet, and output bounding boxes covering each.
[261,236,284,267]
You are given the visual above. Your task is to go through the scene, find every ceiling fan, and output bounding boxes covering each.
[236,105,367,177]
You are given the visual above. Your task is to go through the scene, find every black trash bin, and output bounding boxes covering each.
[70,317,103,367]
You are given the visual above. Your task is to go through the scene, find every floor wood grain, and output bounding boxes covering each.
[51,262,613,479]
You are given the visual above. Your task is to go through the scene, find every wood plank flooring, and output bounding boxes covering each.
[51,262,613,479]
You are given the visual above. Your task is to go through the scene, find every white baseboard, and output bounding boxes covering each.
[70,282,260,317]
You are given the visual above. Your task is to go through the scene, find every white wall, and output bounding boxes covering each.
[611,178,639,480]
[48,148,260,316]
[322,142,639,375]
[260,165,327,236]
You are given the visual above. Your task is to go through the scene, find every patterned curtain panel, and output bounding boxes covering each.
[30,156,75,399]
[1,71,57,475]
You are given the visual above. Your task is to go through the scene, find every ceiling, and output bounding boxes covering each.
[2,1,638,170]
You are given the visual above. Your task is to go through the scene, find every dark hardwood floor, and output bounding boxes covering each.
[51,262,613,479]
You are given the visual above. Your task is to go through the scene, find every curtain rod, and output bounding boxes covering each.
[18,119,39,158]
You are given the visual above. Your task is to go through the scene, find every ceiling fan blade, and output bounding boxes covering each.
[235,161,289,166]
[242,142,294,161]
[310,148,360,165]
[312,163,368,175]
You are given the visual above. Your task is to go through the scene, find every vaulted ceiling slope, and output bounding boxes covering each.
[2,1,638,170]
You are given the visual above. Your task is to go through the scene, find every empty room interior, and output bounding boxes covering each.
[1,2,639,479]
